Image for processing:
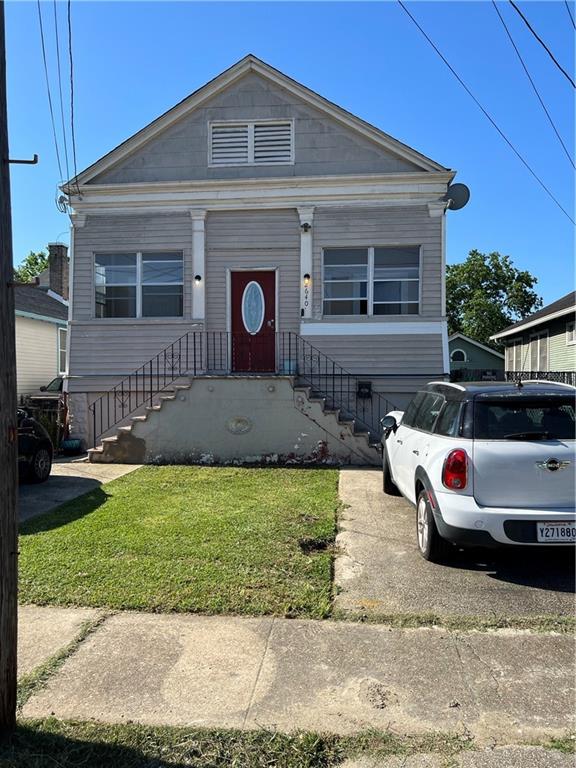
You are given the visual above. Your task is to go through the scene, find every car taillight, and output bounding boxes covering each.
[442,449,468,490]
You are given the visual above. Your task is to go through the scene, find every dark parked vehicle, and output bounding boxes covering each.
[28,376,64,403]
[17,409,53,483]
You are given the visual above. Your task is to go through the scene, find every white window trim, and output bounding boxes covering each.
[529,330,549,371]
[93,251,184,319]
[208,119,295,167]
[321,245,422,318]
[566,320,576,346]
[57,326,67,376]
[450,348,467,363]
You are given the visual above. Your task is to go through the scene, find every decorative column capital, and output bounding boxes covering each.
[189,209,207,224]
[297,206,315,227]
[70,212,87,228]
[427,201,447,218]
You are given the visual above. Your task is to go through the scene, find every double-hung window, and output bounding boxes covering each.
[323,246,420,316]
[95,252,183,318]
[505,338,523,371]
[530,331,548,371]
[57,327,67,375]
[566,321,576,345]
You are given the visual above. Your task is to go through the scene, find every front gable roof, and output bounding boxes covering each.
[66,54,449,189]
[448,333,505,359]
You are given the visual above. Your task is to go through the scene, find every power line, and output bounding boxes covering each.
[67,0,80,194]
[509,0,575,88]
[36,0,64,182]
[492,1,574,169]
[565,0,576,30]
[52,0,71,185]
[396,0,575,225]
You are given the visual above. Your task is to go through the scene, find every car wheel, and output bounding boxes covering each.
[416,489,452,563]
[382,444,400,495]
[29,447,52,484]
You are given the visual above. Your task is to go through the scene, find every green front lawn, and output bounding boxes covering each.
[19,466,339,618]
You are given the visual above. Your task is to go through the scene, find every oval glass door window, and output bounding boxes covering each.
[241,281,265,335]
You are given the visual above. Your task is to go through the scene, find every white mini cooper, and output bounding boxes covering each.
[381,380,576,562]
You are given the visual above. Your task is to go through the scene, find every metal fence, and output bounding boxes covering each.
[451,369,576,386]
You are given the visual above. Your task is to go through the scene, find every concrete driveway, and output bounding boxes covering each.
[335,468,575,620]
[18,458,140,522]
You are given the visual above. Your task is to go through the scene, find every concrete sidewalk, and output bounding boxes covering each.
[19,607,575,744]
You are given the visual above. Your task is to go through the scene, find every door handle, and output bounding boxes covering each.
[412,449,419,455]
[266,319,275,328]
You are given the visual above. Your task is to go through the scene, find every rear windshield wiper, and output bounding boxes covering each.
[503,431,551,441]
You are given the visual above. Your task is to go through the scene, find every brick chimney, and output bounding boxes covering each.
[47,242,69,300]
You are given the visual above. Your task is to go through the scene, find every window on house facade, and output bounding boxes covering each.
[322,246,420,317]
[505,338,523,371]
[209,121,293,166]
[566,321,576,345]
[58,327,67,375]
[450,349,467,363]
[95,252,183,318]
[530,331,548,371]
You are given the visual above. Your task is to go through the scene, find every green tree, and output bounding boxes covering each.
[447,250,542,347]
[13,250,48,284]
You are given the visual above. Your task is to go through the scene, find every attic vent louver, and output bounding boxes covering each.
[254,122,292,164]
[210,125,249,165]
[210,121,293,166]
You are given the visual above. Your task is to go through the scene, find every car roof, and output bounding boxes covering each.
[424,380,575,401]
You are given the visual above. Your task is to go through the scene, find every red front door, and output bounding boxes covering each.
[231,271,276,372]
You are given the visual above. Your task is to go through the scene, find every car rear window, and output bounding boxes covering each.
[474,397,575,440]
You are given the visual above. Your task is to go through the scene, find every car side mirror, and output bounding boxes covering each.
[381,415,398,433]
[39,386,47,392]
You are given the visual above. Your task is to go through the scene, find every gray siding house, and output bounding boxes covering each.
[63,56,463,463]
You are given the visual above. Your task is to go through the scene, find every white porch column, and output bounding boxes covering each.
[297,207,314,319]
[190,209,207,321]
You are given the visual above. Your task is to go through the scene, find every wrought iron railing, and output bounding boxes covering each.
[505,370,576,386]
[89,330,397,446]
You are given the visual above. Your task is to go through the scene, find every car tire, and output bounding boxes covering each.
[29,446,52,484]
[416,489,452,563]
[382,443,401,496]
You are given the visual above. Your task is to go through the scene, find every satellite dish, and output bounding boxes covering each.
[444,183,470,211]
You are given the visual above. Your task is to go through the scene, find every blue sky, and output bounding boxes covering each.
[6,0,575,305]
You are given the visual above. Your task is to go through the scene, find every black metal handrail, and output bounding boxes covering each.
[89,330,397,446]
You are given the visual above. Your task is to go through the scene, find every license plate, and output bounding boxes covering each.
[536,522,576,543]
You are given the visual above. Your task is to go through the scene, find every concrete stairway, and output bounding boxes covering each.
[88,377,380,466]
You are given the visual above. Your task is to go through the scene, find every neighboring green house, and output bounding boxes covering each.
[491,291,576,382]
[448,333,504,380]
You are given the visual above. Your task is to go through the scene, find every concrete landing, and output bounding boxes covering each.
[21,611,575,743]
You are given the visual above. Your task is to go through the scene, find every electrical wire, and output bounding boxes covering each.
[36,0,64,183]
[492,1,574,169]
[509,0,575,88]
[396,0,575,225]
[67,0,80,195]
[565,0,576,30]
[52,0,71,186]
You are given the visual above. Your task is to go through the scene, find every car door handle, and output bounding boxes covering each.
[412,449,419,455]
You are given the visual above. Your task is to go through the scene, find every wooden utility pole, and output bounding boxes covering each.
[0,0,18,736]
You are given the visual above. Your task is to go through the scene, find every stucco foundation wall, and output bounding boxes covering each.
[113,377,378,465]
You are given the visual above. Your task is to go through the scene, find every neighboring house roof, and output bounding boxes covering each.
[490,291,576,341]
[64,54,450,190]
[14,285,68,324]
[448,333,505,359]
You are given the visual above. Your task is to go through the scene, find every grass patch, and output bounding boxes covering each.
[17,614,110,712]
[543,733,576,753]
[331,609,576,634]
[19,466,339,618]
[0,720,473,767]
